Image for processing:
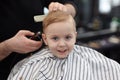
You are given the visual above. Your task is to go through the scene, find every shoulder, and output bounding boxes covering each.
[8,48,53,78]
[73,45,120,76]
[73,45,120,68]
[19,47,53,65]
[73,45,100,57]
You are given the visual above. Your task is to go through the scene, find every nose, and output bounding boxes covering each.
[58,39,66,47]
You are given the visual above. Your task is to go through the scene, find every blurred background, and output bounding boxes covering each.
[75,0,120,63]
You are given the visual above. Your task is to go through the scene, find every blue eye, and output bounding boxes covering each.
[65,36,72,40]
[52,37,59,41]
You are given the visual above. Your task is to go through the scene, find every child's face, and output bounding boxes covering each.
[42,20,77,58]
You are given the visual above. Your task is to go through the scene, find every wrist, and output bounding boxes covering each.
[0,40,12,60]
[3,40,13,54]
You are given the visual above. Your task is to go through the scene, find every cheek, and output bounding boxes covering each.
[48,44,57,53]
[68,40,76,48]
[68,39,76,45]
[69,43,74,48]
[47,41,57,48]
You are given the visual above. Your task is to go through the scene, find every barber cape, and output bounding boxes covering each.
[8,45,120,80]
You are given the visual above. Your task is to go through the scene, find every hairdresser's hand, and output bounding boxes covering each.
[49,2,67,12]
[49,2,76,17]
[4,30,42,53]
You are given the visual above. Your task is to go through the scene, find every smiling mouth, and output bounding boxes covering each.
[58,50,67,53]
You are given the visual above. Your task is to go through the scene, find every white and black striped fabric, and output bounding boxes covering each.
[8,45,120,80]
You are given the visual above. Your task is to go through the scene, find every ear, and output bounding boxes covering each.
[75,32,77,37]
[74,32,77,42]
[42,33,48,45]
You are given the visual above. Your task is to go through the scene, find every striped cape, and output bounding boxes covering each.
[8,45,120,80]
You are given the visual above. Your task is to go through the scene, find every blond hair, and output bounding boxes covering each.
[42,10,76,32]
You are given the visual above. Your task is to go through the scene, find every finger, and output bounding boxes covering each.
[57,3,65,11]
[62,6,67,12]
[49,2,55,11]
[18,30,34,36]
[24,41,42,53]
[49,2,67,12]
[19,41,42,53]
[53,2,59,11]
[25,38,42,47]
[49,2,60,11]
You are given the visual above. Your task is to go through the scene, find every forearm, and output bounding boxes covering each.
[0,40,12,61]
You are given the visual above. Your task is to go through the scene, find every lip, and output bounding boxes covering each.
[57,49,67,54]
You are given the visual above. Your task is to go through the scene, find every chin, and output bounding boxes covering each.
[57,55,68,59]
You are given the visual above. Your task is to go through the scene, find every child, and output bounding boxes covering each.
[8,10,120,80]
